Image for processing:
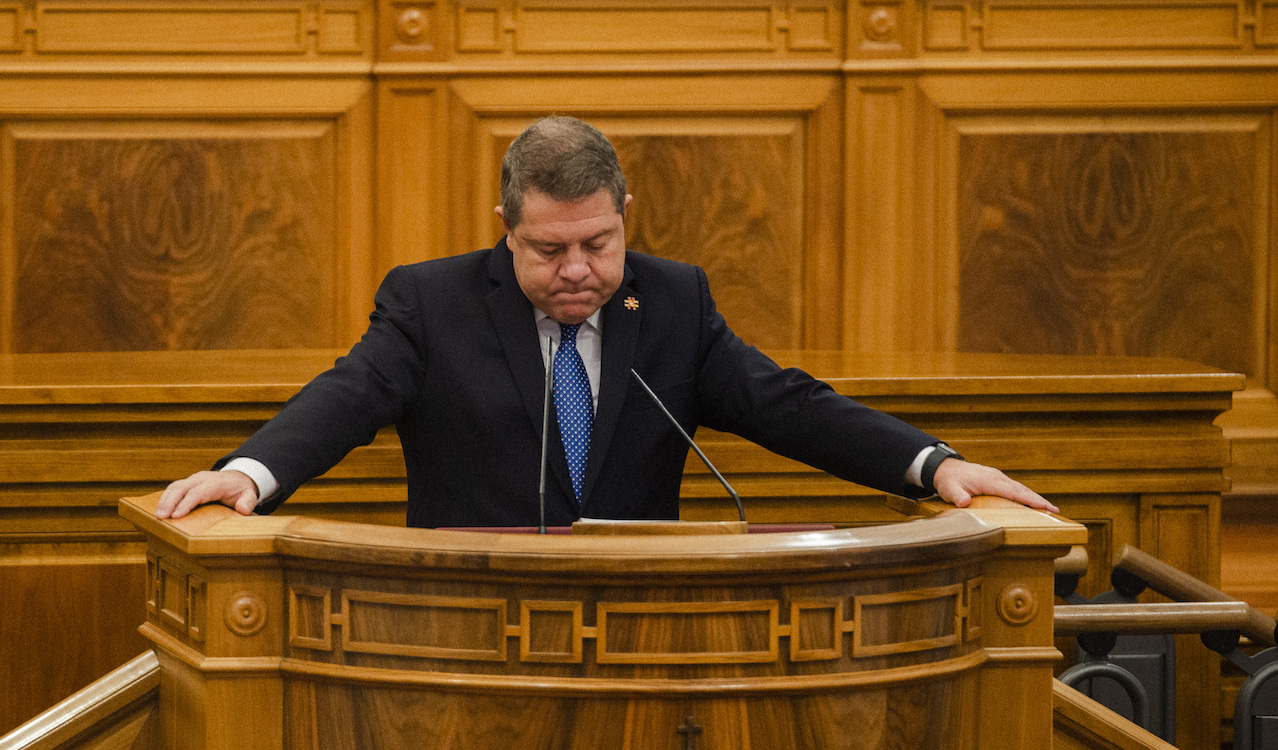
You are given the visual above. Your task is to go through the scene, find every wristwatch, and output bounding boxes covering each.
[920,442,965,496]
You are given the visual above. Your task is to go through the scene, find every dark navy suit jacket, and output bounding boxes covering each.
[224,238,939,527]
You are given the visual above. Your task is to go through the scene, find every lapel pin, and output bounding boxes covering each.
[624,296,639,311]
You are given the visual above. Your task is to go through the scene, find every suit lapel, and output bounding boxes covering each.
[581,263,641,503]
[483,240,578,508]
[484,238,546,432]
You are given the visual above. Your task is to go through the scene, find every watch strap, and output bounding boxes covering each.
[920,443,965,496]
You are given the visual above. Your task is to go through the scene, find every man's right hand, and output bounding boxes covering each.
[156,470,260,520]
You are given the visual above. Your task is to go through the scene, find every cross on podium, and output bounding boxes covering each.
[676,714,702,749]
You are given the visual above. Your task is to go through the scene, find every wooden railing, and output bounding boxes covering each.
[0,651,158,750]
[1053,681,1178,750]
[1113,545,1278,648]
[1056,601,1253,637]
[1054,543,1278,750]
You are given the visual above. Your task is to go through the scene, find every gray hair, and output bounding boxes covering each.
[500,116,627,228]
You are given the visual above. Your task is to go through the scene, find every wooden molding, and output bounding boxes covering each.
[7,1,374,60]
[851,582,967,657]
[271,575,1001,668]
[341,590,510,661]
[288,585,334,652]
[978,1,1245,51]
[519,599,583,663]
[788,598,843,661]
[281,647,992,696]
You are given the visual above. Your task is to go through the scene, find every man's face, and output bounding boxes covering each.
[500,188,632,325]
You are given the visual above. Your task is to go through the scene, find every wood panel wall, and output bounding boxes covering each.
[1,1,1275,746]
[1,1,1273,366]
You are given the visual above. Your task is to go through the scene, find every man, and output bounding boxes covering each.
[157,116,1055,526]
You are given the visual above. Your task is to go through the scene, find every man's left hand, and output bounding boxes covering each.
[932,459,1059,513]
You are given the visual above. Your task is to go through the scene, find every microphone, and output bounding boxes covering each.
[538,337,556,534]
[629,368,745,523]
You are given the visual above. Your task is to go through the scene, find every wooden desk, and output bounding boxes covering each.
[0,349,1241,742]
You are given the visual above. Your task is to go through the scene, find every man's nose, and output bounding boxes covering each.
[559,246,591,280]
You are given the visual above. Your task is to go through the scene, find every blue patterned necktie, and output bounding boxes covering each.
[554,323,593,502]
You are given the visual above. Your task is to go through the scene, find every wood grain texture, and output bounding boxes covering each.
[0,562,149,736]
[13,133,337,353]
[615,133,804,349]
[957,131,1256,376]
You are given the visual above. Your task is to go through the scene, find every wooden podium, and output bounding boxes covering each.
[117,494,1084,749]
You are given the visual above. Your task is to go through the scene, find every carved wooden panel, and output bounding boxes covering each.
[144,551,211,648]
[616,132,806,349]
[282,575,987,670]
[789,598,843,661]
[37,5,309,54]
[405,0,844,60]
[956,129,1257,377]
[290,585,334,651]
[468,117,812,349]
[10,124,340,352]
[852,583,966,657]
[980,2,1244,50]
[850,1,918,57]
[1141,493,1221,744]
[596,600,779,664]
[342,590,509,660]
[1263,2,1278,46]
[0,5,18,53]
[923,0,1266,53]
[8,1,374,59]
[519,599,583,663]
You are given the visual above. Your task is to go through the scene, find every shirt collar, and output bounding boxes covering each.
[534,307,603,335]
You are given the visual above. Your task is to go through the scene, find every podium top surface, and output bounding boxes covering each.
[120,493,1085,576]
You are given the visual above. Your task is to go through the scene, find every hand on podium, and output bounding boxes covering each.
[933,459,1059,514]
[156,470,259,520]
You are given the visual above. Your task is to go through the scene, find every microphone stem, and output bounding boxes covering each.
[630,368,745,522]
[538,337,556,534]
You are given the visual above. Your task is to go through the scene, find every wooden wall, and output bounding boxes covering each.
[2,0,1277,743]
[2,1,1274,367]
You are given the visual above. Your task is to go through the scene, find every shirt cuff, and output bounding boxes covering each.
[905,445,937,488]
[221,457,279,505]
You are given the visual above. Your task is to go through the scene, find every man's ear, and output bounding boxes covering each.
[623,194,633,218]
[494,205,512,234]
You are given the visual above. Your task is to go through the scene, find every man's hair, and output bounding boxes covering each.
[500,116,627,228]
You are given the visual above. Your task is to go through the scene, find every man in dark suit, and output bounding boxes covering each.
[157,116,1054,525]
